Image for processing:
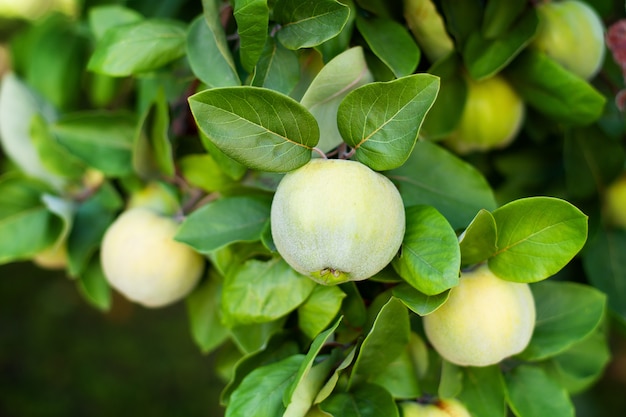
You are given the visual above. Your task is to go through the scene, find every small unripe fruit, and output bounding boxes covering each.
[533,0,605,80]
[604,173,626,229]
[423,265,535,367]
[100,208,204,307]
[270,159,405,285]
[446,75,524,154]
[400,399,471,417]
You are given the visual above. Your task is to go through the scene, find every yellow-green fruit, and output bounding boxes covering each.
[100,208,204,307]
[400,399,472,417]
[533,0,605,80]
[423,265,535,367]
[446,75,524,154]
[33,242,68,270]
[270,159,405,285]
[404,0,455,62]
[604,174,626,229]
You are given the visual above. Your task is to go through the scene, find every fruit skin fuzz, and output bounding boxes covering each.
[423,264,536,367]
[270,158,406,285]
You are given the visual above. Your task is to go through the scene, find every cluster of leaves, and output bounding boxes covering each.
[0,0,624,416]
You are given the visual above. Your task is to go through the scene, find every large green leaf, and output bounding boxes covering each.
[392,205,460,295]
[392,283,449,316]
[188,87,319,172]
[505,50,606,126]
[463,8,538,80]
[350,297,410,381]
[519,281,606,361]
[251,37,300,95]
[186,14,241,88]
[542,328,611,395]
[481,0,528,39]
[77,258,112,311]
[388,141,497,230]
[88,19,187,76]
[274,0,350,50]
[355,14,420,78]
[88,4,144,40]
[51,111,137,177]
[0,176,63,264]
[459,209,497,266]
[505,365,574,417]
[233,0,269,72]
[458,366,507,417]
[300,47,373,153]
[298,285,346,340]
[226,354,304,417]
[186,270,230,354]
[582,228,626,322]
[319,383,399,417]
[222,257,317,325]
[439,0,482,49]
[370,346,421,399]
[175,196,271,253]
[133,90,175,179]
[489,197,588,283]
[337,74,439,171]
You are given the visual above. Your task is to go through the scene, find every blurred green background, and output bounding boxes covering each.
[1,262,626,416]
[0,262,226,417]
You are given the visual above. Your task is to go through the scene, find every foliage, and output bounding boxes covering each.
[0,0,624,416]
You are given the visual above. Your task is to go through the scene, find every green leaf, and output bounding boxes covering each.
[251,37,300,95]
[563,126,626,199]
[67,182,122,277]
[370,347,421,399]
[186,270,230,354]
[337,74,439,171]
[298,285,346,340]
[231,319,288,354]
[0,73,64,189]
[439,0,482,50]
[489,197,588,283]
[458,366,506,417]
[222,257,317,325]
[77,257,112,311]
[179,154,236,192]
[392,205,460,295]
[222,334,300,404]
[582,228,626,322]
[284,319,342,414]
[188,87,319,172]
[133,90,175,179]
[88,19,187,76]
[51,111,137,177]
[176,196,271,253]
[505,50,606,125]
[274,0,350,50]
[392,283,449,316]
[542,328,611,394]
[0,175,63,264]
[314,346,357,404]
[482,0,528,39]
[388,141,497,230]
[315,0,356,62]
[463,8,538,80]
[88,4,144,40]
[233,0,269,72]
[519,281,606,361]
[187,14,241,88]
[199,131,248,181]
[420,54,468,140]
[30,115,86,180]
[355,15,420,78]
[439,360,463,399]
[505,365,574,417]
[351,297,410,381]
[226,354,304,417]
[300,46,373,153]
[319,383,399,417]
[459,209,497,266]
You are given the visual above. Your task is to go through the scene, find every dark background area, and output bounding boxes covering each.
[1,261,626,416]
[0,262,226,417]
